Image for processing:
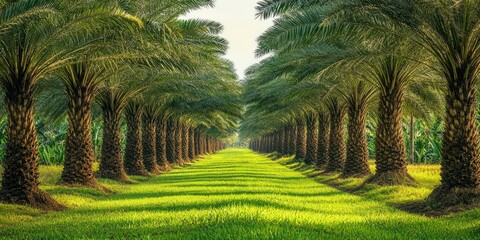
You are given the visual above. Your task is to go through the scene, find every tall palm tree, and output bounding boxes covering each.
[316,110,330,167]
[156,114,171,172]
[351,0,480,206]
[97,78,141,182]
[0,0,138,209]
[304,112,318,165]
[325,97,346,173]
[258,0,480,207]
[341,82,375,178]
[142,103,162,175]
[124,99,149,176]
[59,1,219,186]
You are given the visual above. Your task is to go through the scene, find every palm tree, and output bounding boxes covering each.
[258,0,480,207]
[0,0,138,209]
[62,1,218,186]
[254,1,433,184]
[316,110,330,167]
[166,118,178,165]
[325,97,346,173]
[295,122,306,159]
[341,82,375,178]
[352,0,480,206]
[142,103,162,175]
[97,79,141,182]
[181,121,191,163]
[124,100,150,176]
[156,114,171,172]
[304,112,318,165]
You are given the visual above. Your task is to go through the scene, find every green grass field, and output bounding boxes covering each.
[275,156,443,207]
[1,148,479,239]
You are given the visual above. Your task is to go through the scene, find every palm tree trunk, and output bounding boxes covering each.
[342,98,371,178]
[124,103,149,176]
[206,136,211,154]
[156,118,170,172]
[200,133,206,155]
[368,84,414,185]
[175,120,184,165]
[429,72,480,206]
[289,125,297,155]
[98,105,129,182]
[189,127,195,160]
[142,116,160,175]
[305,114,319,165]
[280,126,290,155]
[1,87,64,210]
[277,131,283,154]
[166,120,176,164]
[326,99,346,173]
[317,111,330,168]
[202,134,206,154]
[295,124,306,158]
[61,83,98,187]
[194,131,200,157]
[182,125,190,162]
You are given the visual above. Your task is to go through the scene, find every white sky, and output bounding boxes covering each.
[185,0,273,80]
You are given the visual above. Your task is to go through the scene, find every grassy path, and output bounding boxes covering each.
[1,148,479,239]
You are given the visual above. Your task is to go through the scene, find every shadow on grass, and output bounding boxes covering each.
[269,154,480,218]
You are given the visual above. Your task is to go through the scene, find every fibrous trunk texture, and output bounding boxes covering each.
[98,105,129,182]
[188,128,196,160]
[61,79,98,187]
[282,126,289,155]
[156,118,171,172]
[201,134,207,155]
[182,125,190,163]
[342,98,371,178]
[429,68,480,206]
[295,124,306,158]
[289,125,297,155]
[143,116,160,175]
[166,120,177,164]
[1,83,64,210]
[326,99,346,173]
[175,120,184,165]
[304,114,319,165]
[194,131,200,157]
[124,104,149,176]
[368,83,415,185]
[317,112,330,168]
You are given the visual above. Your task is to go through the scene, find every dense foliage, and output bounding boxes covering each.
[0,0,241,210]
[242,0,480,208]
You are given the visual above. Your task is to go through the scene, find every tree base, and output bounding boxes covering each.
[323,166,343,174]
[97,172,132,184]
[428,186,480,208]
[177,158,185,166]
[58,179,113,194]
[159,163,173,173]
[126,169,150,177]
[0,188,66,211]
[365,171,417,186]
[314,164,327,171]
[340,171,371,179]
[149,167,162,175]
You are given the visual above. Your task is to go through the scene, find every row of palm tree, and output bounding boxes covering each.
[0,0,241,210]
[241,0,480,208]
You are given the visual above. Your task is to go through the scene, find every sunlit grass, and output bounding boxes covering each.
[0,149,479,239]
[276,156,443,206]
